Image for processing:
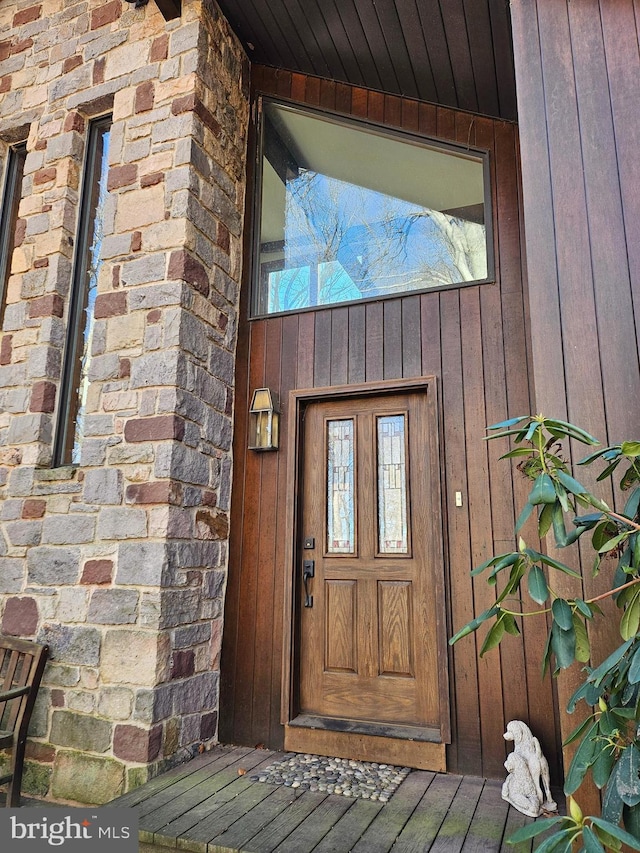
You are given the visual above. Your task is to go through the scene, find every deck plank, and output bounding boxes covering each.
[176,776,292,850]
[461,779,510,852]
[350,771,435,853]
[141,750,277,829]
[269,795,355,853]
[392,772,463,852]
[208,785,305,852]
[429,775,486,852]
[310,797,384,853]
[149,754,284,841]
[240,791,329,853]
[500,805,534,852]
[110,745,248,809]
[138,747,262,820]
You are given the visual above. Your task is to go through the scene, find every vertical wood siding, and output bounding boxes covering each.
[511,0,640,804]
[220,66,562,780]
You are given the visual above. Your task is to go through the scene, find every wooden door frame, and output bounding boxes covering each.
[281,376,451,764]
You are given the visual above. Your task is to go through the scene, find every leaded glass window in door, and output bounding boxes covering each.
[326,419,355,554]
[377,415,408,554]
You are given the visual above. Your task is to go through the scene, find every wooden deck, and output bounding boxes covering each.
[110,744,538,852]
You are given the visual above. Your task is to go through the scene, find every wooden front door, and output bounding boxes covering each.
[286,386,449,769]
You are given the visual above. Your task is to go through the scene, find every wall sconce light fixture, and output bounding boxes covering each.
[248,388,279,451]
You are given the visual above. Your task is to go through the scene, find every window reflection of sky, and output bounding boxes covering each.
[72,128,110,464]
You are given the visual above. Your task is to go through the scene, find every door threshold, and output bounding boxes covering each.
[284,723,446,771]
[289,714,442,743]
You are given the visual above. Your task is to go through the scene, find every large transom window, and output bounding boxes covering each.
[253,100,491,316]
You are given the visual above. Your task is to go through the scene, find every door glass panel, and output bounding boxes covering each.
[327,419,355,554]
[377,415,408,554]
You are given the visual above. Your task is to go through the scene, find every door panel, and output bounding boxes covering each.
[325,580,357,672]
[297,391,445,742]
[378,581,413,677]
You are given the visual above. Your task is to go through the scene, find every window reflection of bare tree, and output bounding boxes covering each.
[421,210,487,284]
[272,169,486,312]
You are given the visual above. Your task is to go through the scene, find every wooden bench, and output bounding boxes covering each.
[0,636,49,807]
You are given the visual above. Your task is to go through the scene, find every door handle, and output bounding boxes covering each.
[303,560,314,608]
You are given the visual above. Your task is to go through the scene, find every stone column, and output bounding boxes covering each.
[0,0,248,803]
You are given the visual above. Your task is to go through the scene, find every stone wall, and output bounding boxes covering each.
[0,0,249,803]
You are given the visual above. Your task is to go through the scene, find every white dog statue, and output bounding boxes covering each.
[502,720,557,817]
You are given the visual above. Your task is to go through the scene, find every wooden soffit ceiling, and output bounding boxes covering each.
[215,0,517,121]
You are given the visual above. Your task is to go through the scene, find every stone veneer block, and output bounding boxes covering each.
[27,547,80,585]
[41,515,96,545]
[102,629,159,686]
[5,519,42,546]
[80,559,113,585]
[38,625,101,666]
[124,414,185,442]
[22,499,47,518]
[114,184,165,231]
[29,689,51,738]
[0,559,25,594]
[201,711,218,740]
[126,480,182,505]
[98,686,135,721]
[1,596,39,636]
[19,761,52,798]
[50,710,112,753]
[97,507,147,539]
[113,724,162,763]
[88,589,139,624]
[43,664,81,689]
[116,541,167,586]
[121,254,166,287]
[173,672,218,715]
[94,291,127,317]
[83,468,123,505]
[51,752,125,806]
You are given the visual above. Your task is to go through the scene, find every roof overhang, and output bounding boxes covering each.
[216,0,517,122]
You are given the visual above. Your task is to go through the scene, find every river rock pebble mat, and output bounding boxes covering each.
[249,753,411,802]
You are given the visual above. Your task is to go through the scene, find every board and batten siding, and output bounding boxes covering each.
[220,66,562,781]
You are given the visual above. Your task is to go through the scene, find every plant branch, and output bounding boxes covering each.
[586,576,640,604]
[500,604,551,617]
[604,509,640,532]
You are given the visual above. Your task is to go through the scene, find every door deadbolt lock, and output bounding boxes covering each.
[303,560,314,607]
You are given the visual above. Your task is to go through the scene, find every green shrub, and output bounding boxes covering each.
[450,415,640,851]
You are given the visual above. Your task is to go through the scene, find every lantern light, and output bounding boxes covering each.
[248,388,279,451]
